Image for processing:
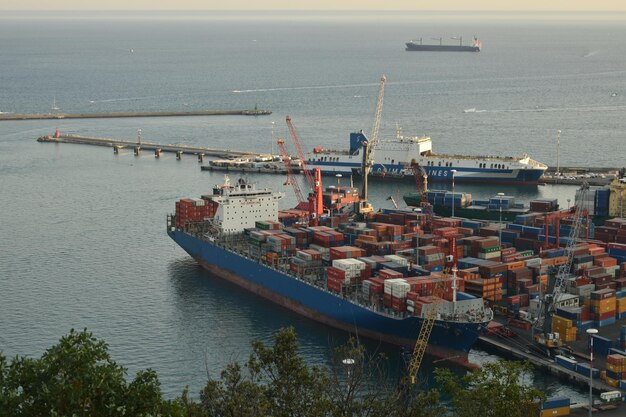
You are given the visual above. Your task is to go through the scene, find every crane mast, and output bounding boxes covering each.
[277,138,306,205]
[409,163,433,232]
[360,74,386,204]
[406,162,455,383]
[286,115,314,190]
[535,182,590,341]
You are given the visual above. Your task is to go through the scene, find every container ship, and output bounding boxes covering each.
[405,37,481,52]
[306,128,547,185]
[167,175,494,360]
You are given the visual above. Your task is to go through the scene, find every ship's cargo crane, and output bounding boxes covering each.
[534,182,589,355]
[286,115,314,190]
[408,163,433,232]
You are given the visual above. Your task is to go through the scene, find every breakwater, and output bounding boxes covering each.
[1,108,271,121]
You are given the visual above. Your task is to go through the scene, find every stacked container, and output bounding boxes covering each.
[589,289,617,327]
[175,198,217,227]
[538,397,570,417]
[551,315,577,342]
[605,353,626,387]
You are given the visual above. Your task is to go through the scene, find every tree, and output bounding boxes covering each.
[188,327,444,417]
[0,329,184,417]
[189,327,332,417]
[435,359,545,417]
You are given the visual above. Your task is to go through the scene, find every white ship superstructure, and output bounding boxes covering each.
[305,128,547,184]
[205,176,284,234]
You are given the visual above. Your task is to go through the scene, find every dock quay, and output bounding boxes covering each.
[477,317,626,397]
[201,164,290,175]
[37,134,256,160]
[2,108,271,121]
[541,167,622,187]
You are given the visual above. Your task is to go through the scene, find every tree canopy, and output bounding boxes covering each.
[0,329,184,417]
[1,327,549,417]
[435,359,546,417]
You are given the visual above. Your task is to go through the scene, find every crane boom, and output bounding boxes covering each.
[277,138,306,205]
[286,115,314,190]
[358,75,386,214]
[407,245,457,384]
[536,182,589,334]
[367,75,386,160]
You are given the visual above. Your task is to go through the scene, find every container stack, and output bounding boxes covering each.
[589,289,617,328]
[539,397,570,417]
[290,249,323,275]
[551,314,577,342]
[604,353,626,387]
[175,198,217,227]
[255,220,281,230]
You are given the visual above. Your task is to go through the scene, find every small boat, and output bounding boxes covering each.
[51,97,60,112]
[463,108,476,113]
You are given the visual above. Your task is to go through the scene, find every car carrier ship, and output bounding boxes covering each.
[167,174,493,361]
[305,128,547,185]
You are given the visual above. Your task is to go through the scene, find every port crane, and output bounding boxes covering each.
[404,160,458,383]
[286,115,315,191]
[533,183,589,356]
[276,137,309,212]
[541,208,589,250]
[356,75,386,216]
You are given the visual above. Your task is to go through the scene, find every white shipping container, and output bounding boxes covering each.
[391,281,411,298]
[384,278,406,295]
[384,254,409,266]
[296,251,313,261]
[309,244,329,254]
[525,258,542,268]
[190,197,205,206]
[362,280,372,294]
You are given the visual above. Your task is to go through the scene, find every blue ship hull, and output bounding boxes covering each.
[168,229,487,359]
[311,163,545,185]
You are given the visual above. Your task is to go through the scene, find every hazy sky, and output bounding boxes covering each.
[2,1,626,11]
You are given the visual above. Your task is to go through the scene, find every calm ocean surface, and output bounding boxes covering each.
[1,11,625,400]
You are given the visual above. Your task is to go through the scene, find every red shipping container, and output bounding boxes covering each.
[327,267,347,281]
[391,296,407,312]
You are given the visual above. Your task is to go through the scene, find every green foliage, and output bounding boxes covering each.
[0,327,550,417]
[435,359,546,417]
[187,327,444,417]
[0,329,184,417]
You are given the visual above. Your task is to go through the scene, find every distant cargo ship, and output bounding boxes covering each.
[406,36,481,52]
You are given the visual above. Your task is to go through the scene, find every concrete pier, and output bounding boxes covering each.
[2,108,271,121]
[37,133,255,159]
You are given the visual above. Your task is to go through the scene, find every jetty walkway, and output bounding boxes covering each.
[1,109,271,121]
[37,134,255,160]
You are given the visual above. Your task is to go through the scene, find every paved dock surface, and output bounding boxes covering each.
[1,109,271,121]
[477,321,624,394]
[570,403,624,416]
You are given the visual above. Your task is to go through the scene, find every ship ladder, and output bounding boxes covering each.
[408,308,437,384]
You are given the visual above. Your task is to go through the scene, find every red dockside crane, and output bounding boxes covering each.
[286,115,314,191]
